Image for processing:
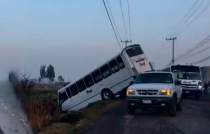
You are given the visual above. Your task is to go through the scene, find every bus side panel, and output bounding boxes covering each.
[70,94,101,111]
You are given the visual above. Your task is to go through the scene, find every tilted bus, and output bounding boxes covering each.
[58,44,152,112]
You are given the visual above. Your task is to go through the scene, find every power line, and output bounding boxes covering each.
[176,0,210,37]
[180,0,199,24]
[103,0,122,49]
[191,55,210,64]
[164,35,210,67]
[180,46,210,61]
[127,0,132,40]
[171,0,199,37]
[154,0,200,61]
[188,1,210,26]
[182,0,205,25]
[107,0,122,42]
[174,35,210,61]
[119,0,128,40]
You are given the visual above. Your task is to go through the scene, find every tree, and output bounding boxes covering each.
[58,75,65,84]
[46,64,55,83]
[40,65,46,79]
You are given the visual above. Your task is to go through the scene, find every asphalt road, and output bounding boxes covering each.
[0,81,33,134]
[85,94,210,134]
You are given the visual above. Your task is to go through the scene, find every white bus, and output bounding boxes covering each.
[58,44,152,112]
[162,64,203,100]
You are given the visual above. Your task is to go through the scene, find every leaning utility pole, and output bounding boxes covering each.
[166,37,177,65]
[121,40,132,48]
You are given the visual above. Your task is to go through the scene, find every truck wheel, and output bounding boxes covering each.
[127,106,136,115]
[169,97,176,116]
[195,96,200,100]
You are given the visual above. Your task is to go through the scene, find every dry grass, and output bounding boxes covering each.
[9,71,121,134]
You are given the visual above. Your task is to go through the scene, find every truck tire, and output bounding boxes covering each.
[169,97,176,116]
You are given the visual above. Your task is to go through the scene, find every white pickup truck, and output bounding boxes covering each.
[126,71,182,116]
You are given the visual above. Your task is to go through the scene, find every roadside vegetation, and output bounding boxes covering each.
[8,69,119,134]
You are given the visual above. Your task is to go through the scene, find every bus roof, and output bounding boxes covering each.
[58,44,142,92]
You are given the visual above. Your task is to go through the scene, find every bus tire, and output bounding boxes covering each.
[101,89,115,101]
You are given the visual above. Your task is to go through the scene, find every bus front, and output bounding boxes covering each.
[171,65,203,100]
[123,44,152,76]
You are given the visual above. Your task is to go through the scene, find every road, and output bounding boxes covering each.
[85,94,210,134]
[0,81,33,134]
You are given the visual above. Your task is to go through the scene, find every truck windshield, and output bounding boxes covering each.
[174,72,201,80]
[134,73,173,84]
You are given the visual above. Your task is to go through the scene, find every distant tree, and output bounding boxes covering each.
[58,75,65,84]
[38,77,41,83]
[40,65,46,79]
[46,64,55,83]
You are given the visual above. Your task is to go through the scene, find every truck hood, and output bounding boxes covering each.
[128,83,173,90]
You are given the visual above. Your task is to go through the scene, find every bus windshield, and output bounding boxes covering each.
[126,47,143,57]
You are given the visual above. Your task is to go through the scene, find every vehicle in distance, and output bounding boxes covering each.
[58,44,153,112]
[126,71,182,116]
[163,64,202,100]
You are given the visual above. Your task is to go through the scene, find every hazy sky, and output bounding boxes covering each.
[0,0,210,81]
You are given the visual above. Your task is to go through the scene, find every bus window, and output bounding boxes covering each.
[100,64,112,78]
[84,75,94,88]
[76,79,86,92]
[58,91,68,105]
[116,56,125,69]
[126,47,143,57]
[109,59,120,74]
[92,70,103,83]
[69,84,79,96]
[66,87,72,98]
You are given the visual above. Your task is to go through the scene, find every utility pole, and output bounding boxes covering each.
[121,40,132,48]
[166,37,177,65]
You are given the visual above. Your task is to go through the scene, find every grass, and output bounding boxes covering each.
[8,71,120,134]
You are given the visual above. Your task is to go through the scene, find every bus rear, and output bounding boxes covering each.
[122,44,152,76]
[171,65,203,100]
